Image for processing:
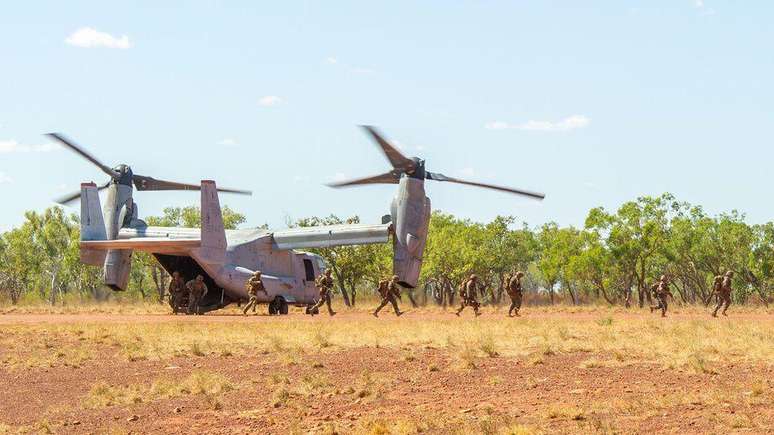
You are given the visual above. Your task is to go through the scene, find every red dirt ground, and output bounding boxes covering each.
[1,311,772,434]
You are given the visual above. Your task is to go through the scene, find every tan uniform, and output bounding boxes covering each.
[168,276,186,314]
[373,278,402,316]
[713,275,732,317]
[507,275,523,316]
[186,279,208,315]
[311,274,336,316]
[651,281,671,317]
[243,274,266,315]
[456,279,481,316]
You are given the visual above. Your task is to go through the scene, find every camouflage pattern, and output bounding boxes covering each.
[507,271,524,317]
[311,270,336,316]
[168,271,186,314]
[713,271,733,317]
[242,271,266,315]
[186,275,208,315]
[456,275,481,317]
[373,275,403,317]
[650,276,672,317]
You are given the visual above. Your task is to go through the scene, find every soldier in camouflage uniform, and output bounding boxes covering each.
[507,271,525,317]
[186,274,208,315]
[311,269,336,316]
[455,274,482,317]
[706,275,723,308]
[373,275,403,317]
[243,270,267,316]
[649,275,672,317]
[168,271,186,314]
[712,271,734,317]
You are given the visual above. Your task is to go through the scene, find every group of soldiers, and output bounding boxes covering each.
[169,267,735,318]
[648,270,734,317]
[167,272,209,315]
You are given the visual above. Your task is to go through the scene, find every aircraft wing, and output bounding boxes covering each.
[272,223,391,250]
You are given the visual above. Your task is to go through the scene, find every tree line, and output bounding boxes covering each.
[1,193,771,307]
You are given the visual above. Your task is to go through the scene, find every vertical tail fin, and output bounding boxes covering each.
[199,180,227,264]
[80,182,107,265]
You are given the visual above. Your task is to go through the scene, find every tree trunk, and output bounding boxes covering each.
[331,264,351,307]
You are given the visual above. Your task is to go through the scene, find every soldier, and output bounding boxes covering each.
[242,270,267,316]
[713,271,734,317]
[507,271,525,317]
[311,269,336,316]
[455,274,482,317]
[649,275,672,317]
[373,275,403,317]
[186,274,208,315]
[706,275,723,307]
[167,271,186,314]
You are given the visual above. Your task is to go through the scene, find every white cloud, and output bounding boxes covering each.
[258,95,284,107]
[0,172,13,184]
[693,0,716,15]
[65,27,132,49]
[325,57,338,64]
[485,115,591,132]
[217,138,237,146]
[0,139,61,153]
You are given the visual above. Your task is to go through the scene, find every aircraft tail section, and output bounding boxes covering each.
[199,180,227,264]
[79,182,107,266]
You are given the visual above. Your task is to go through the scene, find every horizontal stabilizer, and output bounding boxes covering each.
[272,223,391,250]
[81,238,200,252]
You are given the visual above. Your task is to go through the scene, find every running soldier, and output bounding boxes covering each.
[713,271,734,317]
[186,274,208,315]
[311,269,336,316]
[706,275,723,307]
[168,271,186,314]
[455,274,482,317]
[649,275,672,317]
[373,275,403,317]
[243,270,267,316]
[507,271,525,317]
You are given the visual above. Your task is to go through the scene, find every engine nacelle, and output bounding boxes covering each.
[391,176,431,288]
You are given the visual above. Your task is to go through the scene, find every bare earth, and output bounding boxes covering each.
[0,309,772,434]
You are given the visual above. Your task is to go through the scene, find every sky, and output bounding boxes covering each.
[1,1,772,232]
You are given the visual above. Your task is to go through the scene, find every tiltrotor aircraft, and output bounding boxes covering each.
[50,127,544,314]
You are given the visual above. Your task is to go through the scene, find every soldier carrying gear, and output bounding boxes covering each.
[456,274,482,317]
[507,271,525,317]
[706,275,723,307]
[242,270,267,316]
[311,269,336,316]
[168,271,186,314]
[713,270,734,317]
[373,275,403,317]
[186,274,209,315]
[649,275,672,317]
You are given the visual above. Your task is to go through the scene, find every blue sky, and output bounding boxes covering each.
[1,1,772,232]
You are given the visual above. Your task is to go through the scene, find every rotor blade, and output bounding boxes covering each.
[132,175,252,195]
[426,171,545,200]
[46,133,119,179]
[360,126,415,171]
[55,180,111,205]
[327,171,401,188]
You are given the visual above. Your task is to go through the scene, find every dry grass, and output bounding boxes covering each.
[1,306,772,376]
[83,371,234,409]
